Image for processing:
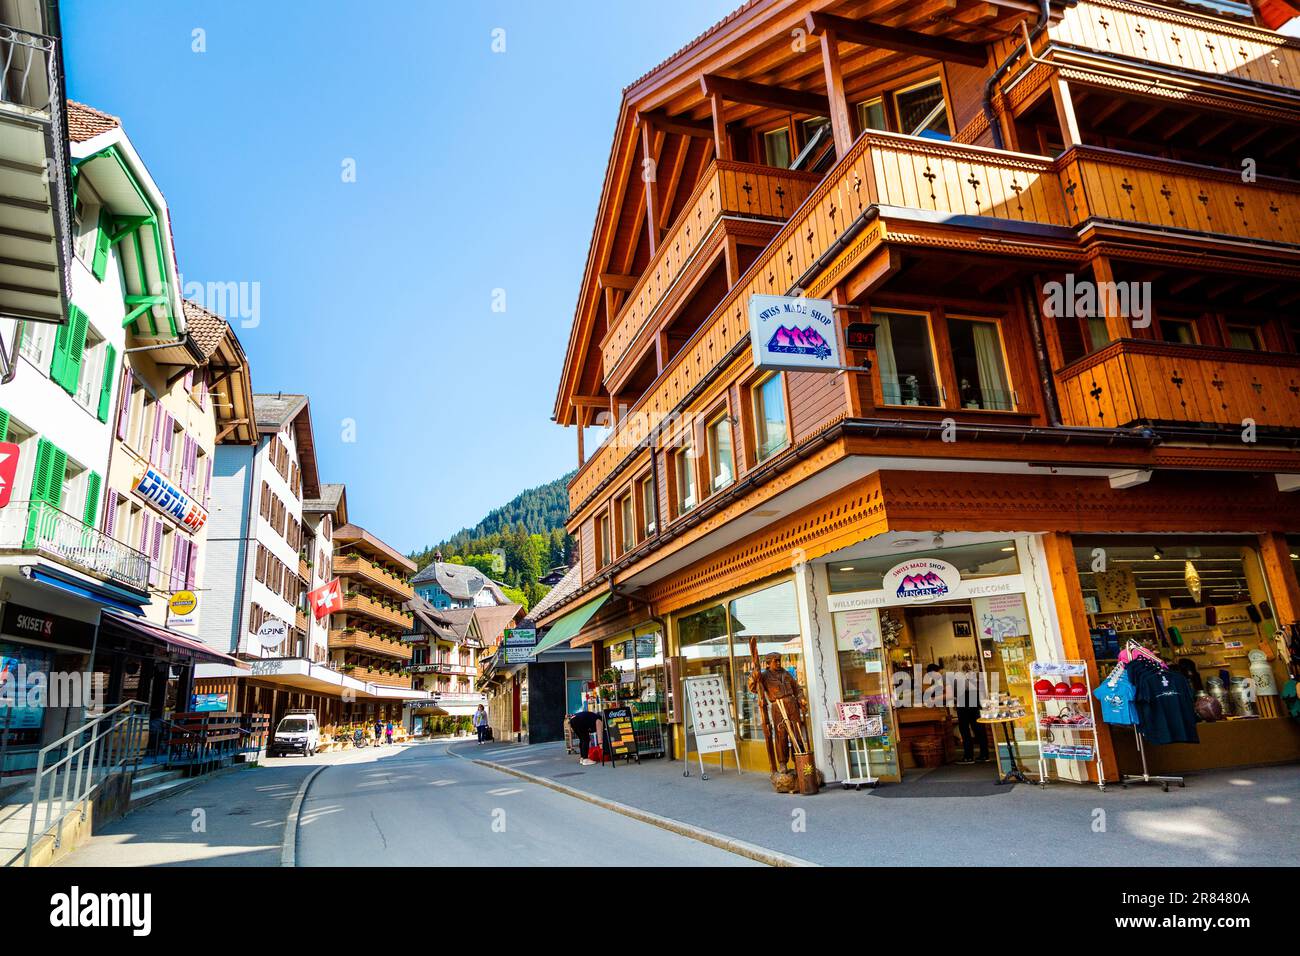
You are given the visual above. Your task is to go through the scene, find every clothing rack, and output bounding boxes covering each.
[1117,640,1185,793]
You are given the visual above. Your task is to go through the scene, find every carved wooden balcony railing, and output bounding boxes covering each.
[342,664,411,688]
[600,160,819,385]
[1057,339,1300,431]
[329,628,414,661]
[1060,146,1300,245]
[335,552,413,600]
[340,592,414,632]
[1051,0,1300,94]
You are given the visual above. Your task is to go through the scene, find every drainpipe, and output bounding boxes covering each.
[983,0,1051,150]
[1023,281,1062,426]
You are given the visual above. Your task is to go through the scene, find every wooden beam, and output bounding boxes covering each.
[708,91,732,161]
[597,272,637,291]
[700,73,829,116]
[816,26,856,157]
[640,115,660,257]
[1050,78,1082,147]
[805,11,987,67]
[638,109,711,139]
[1125,104,1164,136]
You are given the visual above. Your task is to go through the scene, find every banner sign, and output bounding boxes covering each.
[747,294,841,372]
[133,465,208,533]
[191,693,229,713]
[884,558,962,604]
[0,441,18,509]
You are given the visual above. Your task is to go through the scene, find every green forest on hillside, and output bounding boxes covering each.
[409,473,575,612]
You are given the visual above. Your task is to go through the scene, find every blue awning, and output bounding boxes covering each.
[23,565,147,615]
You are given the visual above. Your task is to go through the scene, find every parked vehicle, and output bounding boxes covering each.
[268,710,319,757]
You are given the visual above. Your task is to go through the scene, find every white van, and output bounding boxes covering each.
[269,710,319,757]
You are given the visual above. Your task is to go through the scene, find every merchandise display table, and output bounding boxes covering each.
[977,716,1031,785]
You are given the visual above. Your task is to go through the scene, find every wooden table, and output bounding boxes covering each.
[977,716,1030,785]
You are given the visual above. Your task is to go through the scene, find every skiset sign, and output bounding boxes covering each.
[747,294,842,372]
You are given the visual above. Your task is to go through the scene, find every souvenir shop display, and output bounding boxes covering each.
[681,673,743,781]
[977,692,1033,785]
[822,702,886,790]
[979,692,1026,721]
[1030,660,1106,791]
[1096,640,1196,792]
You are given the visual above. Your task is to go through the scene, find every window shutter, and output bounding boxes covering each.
[97,344,116,422]
[82,470,101,529]
[0,407,9,442]
[52,306,88,394]
[149,404,162,464]
[23,438,54,547]
[202,457,212,507]
[91,210,113,281]
[185,541,198,590]
[148,518,163,586]
[105,489,118,538]
[47,446,67,509]
[161,415,174,472]
[116,369,133,440]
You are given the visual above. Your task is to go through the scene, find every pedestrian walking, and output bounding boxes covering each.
[385,721,394,745]
[472,704,490,744]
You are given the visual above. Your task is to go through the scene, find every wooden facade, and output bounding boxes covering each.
[546,0,1300,780]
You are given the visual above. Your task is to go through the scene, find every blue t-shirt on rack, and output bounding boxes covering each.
[1094,669,1137,725]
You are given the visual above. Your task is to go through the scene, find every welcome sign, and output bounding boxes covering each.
[747,294,841,372]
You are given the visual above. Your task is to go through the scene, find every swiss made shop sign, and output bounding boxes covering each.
[747,294,841,372]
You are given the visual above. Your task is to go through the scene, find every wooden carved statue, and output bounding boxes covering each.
[747,651,809,771]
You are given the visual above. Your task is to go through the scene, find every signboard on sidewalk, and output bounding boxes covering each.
[600,705,638,765]
[683,674,736,754]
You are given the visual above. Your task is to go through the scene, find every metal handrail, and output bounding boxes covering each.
[23,699,148,866]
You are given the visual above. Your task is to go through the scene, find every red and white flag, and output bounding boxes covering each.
[309,578,344,620]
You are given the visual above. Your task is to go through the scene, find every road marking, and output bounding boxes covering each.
[487,787,522,795]
[509,759,544,767]
[429,779,455,786]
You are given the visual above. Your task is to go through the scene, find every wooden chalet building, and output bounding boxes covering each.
[540,0,1300,783]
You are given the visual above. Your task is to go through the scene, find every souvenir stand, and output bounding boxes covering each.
[823,702,884,789]
[1030,660,1106,791]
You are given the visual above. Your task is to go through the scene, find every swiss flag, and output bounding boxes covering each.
[309,578,344,620]
[0,442,18,510]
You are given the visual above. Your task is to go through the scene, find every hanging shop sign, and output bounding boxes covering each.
[133,465,208,533]
[883,558,962,605]
[255,618,288,653]
[168,590,198,628]
[747,294,841,372]
[501,627,538,663]
[0,441,18,509]
[601,705,638,765]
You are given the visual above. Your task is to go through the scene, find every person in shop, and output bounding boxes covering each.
[569,709,603,766]
[473,704,490,743]
[953,663,989,765]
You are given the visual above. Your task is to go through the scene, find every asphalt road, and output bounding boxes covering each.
[295,741,756,866]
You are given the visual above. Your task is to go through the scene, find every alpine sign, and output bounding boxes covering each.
[747,294,842,373]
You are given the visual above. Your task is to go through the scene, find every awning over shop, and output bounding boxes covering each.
[531,593,609,658]
[100,610,239,665]
[193,658,431,702]
[22,564,147,615]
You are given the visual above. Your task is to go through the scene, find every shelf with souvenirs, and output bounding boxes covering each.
[1030,661,1105,790]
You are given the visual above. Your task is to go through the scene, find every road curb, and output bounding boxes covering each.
[281,765,325,868]
[450,745,817,868]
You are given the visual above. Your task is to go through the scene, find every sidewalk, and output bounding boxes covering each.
[454,740,1300,867]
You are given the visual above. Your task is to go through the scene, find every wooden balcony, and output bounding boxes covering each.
[1060,146,1300,247]
[1052,0,1300,95]
[340,592,414,632]
[330,628,413,661]
[335,553,413,600]
[600,160,819,385]
[1056,339,1300,431]
[343,665,411,689]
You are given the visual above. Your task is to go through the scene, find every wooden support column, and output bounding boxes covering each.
[723,236,741,287]
[640,115,660,257]
[708,91,731,161]
[1042,531,1118,783]
[816,27,855,157]
[1258,532,1300,628]
[1050,76,1082,147]
[576,414,586,467]
[1091,256,1134,344]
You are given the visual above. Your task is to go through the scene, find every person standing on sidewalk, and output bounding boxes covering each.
[473,704,490,744]
[568,709,602,766]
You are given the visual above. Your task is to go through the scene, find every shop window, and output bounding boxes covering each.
[873,310,942,407]
[677,605,731,701]
[1160,318,1199,345]
[751,372,789,462]
[763,126,792,169]
[856,97,887,132]
[947,316,1014,411]
[1226,324,1262,351]
[729,581,802,744]
[673,439,697,516]
[828,540,1020,594]
[894,78,951,140]
[706,412,734,494]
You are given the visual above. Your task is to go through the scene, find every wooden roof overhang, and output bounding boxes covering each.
[209,329,257,445]
[259,398,322,500]
[554,0,1066,427]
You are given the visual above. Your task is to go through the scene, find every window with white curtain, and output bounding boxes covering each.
[947,316,1014,411]
[873,310,942,407]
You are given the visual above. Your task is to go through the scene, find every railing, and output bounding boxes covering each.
[567,128,1300,514]
[408,661,474,676]
[159,712,267,770]
[341,592,414,631]
[329,628,414,661]
[600,160,820,383]
[342,665,411,688]
[0,500,150,592]
[1051,0,1300,94]
[1059,146,1300,246]
[335,553,413,597]
[0,24,58,114]
[1056,339,1300,430]
[23,700,148,866]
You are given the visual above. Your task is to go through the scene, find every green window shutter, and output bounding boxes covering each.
[0,407,9,442]
[24,438,54,548]
[50,317,69,384]
[48,446,67,509]
[97,344,117,422]
[91,209,113,281]
[83,471,101,528]
[55,306,89,394]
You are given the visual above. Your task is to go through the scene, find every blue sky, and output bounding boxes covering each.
[62,0,736,553]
